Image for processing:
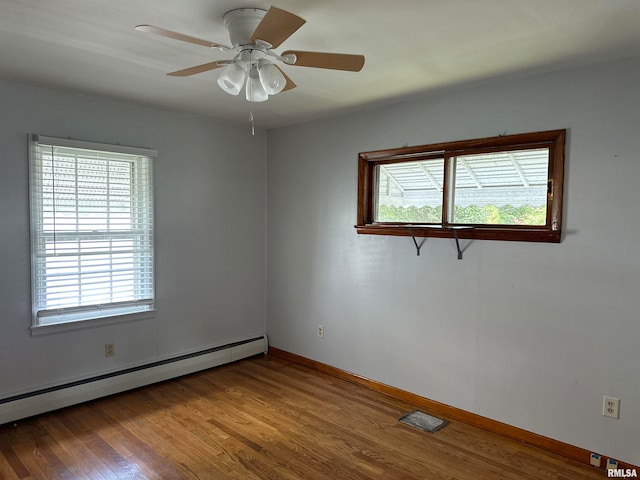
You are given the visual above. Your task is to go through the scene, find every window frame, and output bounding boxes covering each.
[29,134,156,331]
[356,129,566,243]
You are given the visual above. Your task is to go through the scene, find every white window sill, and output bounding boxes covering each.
[31,309,156,336]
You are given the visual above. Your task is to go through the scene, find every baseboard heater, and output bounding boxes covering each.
[0,335,268,425]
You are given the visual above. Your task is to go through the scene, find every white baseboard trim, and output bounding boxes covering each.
[0,336,267,425]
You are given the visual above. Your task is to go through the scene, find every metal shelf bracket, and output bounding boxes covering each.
[406,225,471,259]
[408,228,426,256]
[453,229,463,260]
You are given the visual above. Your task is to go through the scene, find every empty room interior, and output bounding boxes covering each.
[0,1,639,478]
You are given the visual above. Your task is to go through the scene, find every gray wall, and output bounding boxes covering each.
[0,82,266,397]
[266,56,640,465]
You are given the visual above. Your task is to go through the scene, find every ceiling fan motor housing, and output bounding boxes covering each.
[223,8,267,47]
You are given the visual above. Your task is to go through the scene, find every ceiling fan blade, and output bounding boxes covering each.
[282,51,365,72]
[167,61,224,77]
[135,25,229,50]
[276,66,297,92]
[249,7,306,49]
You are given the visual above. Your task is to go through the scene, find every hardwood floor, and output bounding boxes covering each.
[0,355,604,479]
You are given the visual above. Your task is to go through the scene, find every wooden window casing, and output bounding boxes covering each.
[356,129,566,243]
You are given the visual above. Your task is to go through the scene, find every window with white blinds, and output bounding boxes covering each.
[29,135,155,327]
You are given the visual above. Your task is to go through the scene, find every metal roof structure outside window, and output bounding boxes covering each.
[378,148,548,209]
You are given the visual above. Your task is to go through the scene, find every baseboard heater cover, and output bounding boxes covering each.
[0,335,267,425]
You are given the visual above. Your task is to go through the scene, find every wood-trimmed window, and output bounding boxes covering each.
[356,129,565,243]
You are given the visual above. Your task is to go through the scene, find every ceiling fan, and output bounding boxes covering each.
[135,6,365,102]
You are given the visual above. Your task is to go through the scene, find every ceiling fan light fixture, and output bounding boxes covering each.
[257,59,286,95]
[217,62,246,96]
[246,66,268,102]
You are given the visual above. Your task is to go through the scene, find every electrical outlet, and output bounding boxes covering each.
[603,396,620,419]
[317,324,324,338]
[105,343,115,357]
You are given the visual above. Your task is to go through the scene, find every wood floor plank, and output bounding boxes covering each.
[41,415,117,480]
[0,452,24,480]
[0,355,606,479]
[0,431,30,479]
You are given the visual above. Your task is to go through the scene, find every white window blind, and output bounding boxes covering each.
[29,135,155,326]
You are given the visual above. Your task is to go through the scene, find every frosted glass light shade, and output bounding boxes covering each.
[246,69,268,102]
[217,63,246,96]
[258,61,286,95]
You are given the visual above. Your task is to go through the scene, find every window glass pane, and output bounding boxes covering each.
[30,137,154,326]
[374,159,444,222]
[451,148,549,225]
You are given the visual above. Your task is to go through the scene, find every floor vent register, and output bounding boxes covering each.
[399,410,448,433]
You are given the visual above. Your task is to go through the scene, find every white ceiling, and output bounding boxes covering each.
[1,0,639,129]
